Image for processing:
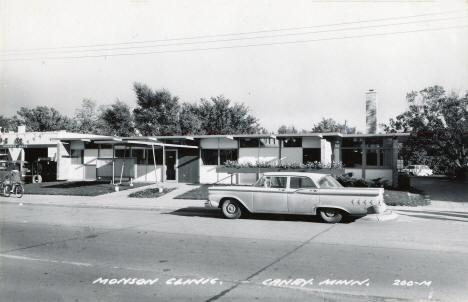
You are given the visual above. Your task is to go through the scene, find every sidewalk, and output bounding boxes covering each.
[0,182,205,211]
[2,182,467,220]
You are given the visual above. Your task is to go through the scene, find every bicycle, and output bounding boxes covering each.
[11,182,24,198]
[1,180,12,197]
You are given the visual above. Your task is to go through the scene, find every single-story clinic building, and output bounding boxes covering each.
[50,132,409,186]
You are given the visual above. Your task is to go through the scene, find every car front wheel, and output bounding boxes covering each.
[319,208,343,223]
[222,199,242,219]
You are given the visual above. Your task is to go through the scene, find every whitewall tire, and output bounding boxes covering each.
[222,199,242,219]
[319,208,343,223]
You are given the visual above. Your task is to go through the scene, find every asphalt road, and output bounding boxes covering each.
[1,202,467,301]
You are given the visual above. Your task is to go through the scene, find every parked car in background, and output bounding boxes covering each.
[206,172,386,223]
[401,165,433,176]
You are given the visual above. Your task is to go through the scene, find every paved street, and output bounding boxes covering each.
[1,199,468,302]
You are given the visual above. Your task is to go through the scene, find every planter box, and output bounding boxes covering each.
[216,166,345,176]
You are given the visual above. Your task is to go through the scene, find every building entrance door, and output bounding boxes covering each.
[165,150,177,181]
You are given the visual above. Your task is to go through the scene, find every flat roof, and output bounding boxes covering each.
[53,132,410,144]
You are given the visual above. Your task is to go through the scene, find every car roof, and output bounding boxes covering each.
[263,171,328,180]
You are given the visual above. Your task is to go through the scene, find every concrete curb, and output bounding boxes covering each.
[358,210,399,222]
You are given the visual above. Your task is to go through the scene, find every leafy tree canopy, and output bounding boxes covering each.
[277,125,299,134]
[73,99,99,134]
[133,83,181,136]
[383,86,468,174]
[13,106,74,131]
[193,96,260,135]
[312,118,356,134]
[0,115,18,132]
[99,100,135,137]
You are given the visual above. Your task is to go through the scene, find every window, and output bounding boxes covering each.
[84,142,98,149]
[282,137,302,147]
[202,149,218,165]
[367,148,378,166]
[342,138,362,148]
[115,149,130,158]
[254,176,266,187]
[239,138,259,148]
[342,148,362,167]
[265,176,287,188]
[290,177,316,189]
[380,148,392,167]
[303,148,321,163]
[71,149,83,165]
[259,138,279,148]
[220,149,238,164]
[318,176,343,188]
[133,149,146,164]
[148,149,163,165]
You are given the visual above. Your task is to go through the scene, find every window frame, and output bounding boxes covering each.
[289,176,317,189]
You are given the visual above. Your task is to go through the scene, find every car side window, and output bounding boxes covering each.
[290,177,316,189]
[254,177,266,187]
[269,176,287,188]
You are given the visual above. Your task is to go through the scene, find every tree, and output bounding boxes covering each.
[133,83,181,136]
[277,125,298,134]
[74,99,99,134]
[383,86,468,175]
[194,96,260,135]
[179,103,204,135]
[13,106,74,131]
[99,100,135,137]
[312,118,356,134]
[0,115,18,132]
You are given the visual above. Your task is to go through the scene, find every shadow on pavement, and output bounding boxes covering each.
[399,213,468,223]
[396,209,468,220]
[165,207,356,223]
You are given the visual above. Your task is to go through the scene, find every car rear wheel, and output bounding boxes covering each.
[222,199,242,219]
[319,208,343,223]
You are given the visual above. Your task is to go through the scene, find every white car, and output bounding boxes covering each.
[206,172,386,223]
[401,165,433,176]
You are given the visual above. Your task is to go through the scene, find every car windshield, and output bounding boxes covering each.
[318,175,343,188]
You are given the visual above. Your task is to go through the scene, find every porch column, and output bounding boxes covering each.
[236,139,240,184]
[56,142,61,180]
[332,139,341,163]
[151,145,158,183]
[278,139,282,165]
[162,145,166,183]
[392,137,399,187]
[361,139,366,180]
[112,144,115,185]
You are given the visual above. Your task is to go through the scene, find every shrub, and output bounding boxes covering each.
[336,174,388,188]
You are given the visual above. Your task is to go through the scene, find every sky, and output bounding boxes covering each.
[1,0,467,133]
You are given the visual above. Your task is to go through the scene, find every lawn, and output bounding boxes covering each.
[24,181,151,196]
[128,187,175,198]
[175,184,430,207]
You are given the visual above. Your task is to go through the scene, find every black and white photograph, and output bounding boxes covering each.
[1,0,467,301]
